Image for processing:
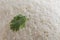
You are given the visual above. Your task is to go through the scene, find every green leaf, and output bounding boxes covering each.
[10,14,27,31]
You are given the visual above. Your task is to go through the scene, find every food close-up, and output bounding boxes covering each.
[0,0,60,40]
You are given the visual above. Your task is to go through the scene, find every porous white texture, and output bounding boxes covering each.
[0,0,60,40]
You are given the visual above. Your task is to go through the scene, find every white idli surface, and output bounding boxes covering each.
[0,0,60,40]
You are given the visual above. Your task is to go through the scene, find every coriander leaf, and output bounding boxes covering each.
[10,14,27,31]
